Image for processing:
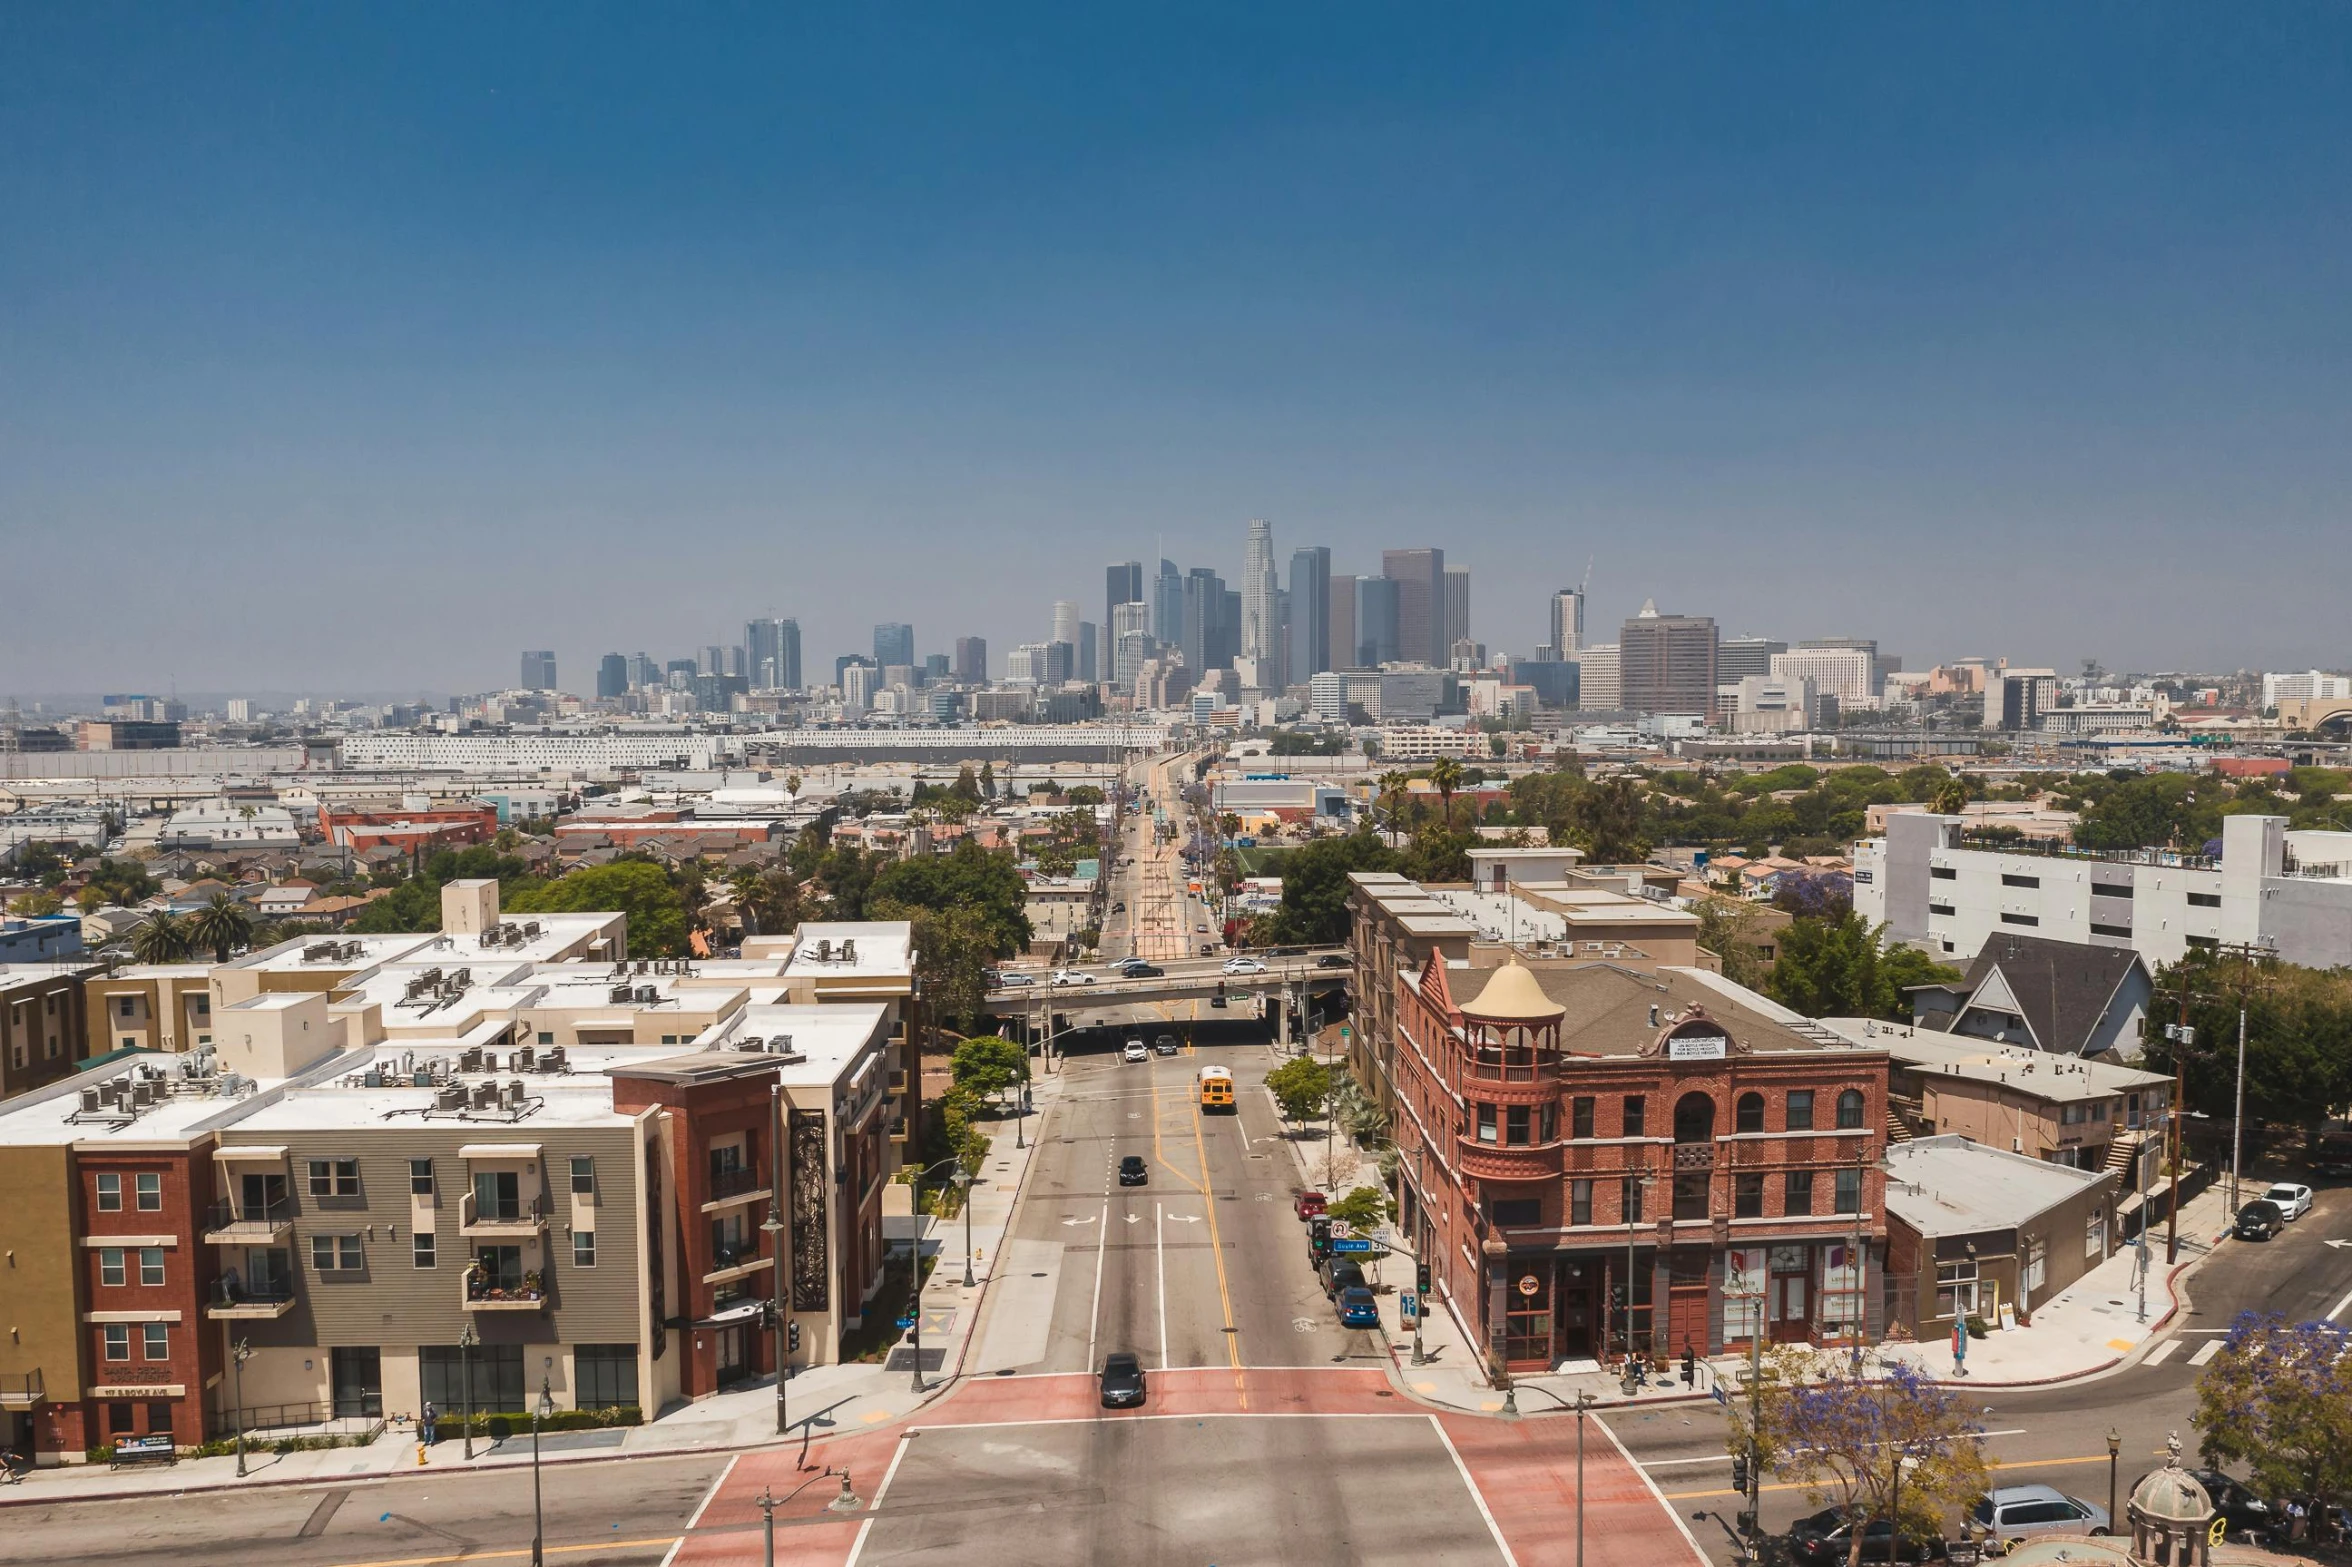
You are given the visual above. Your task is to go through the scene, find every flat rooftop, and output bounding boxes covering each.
[1883,1134,2111,1235]
[784,922,914,985]
[1815,1018,2170,1102]
[690,1002,893,1088]
[0,1052,287,1147]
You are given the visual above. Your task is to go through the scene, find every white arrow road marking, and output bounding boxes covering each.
[1168,1213,1201,1224]
[2326,1238,2351,1249]
[1125,1213,1142,1224]
[1062,1214,1099,1227]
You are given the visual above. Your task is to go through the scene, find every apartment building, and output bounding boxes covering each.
[84,963,214,1058]
[1856,812,2352,969]
[2,963,98,1101]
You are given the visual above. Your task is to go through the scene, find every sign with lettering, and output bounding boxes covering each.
[1668,1036,1729,1061]
[1517,1274,1541,1298]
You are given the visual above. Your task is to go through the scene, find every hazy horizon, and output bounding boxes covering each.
[6,7,2348,696]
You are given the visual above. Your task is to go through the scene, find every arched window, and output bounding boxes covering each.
[1673,1092,1716,1145]
[1836,1089,1866,1131]
[1735,1092,1765,1135]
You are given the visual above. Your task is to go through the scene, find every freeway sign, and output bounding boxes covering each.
[1331,1238,1374,1254]
[1400,1291,1420,1322]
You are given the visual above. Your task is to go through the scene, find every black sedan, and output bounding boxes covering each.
[1316,954,1351,969]
[2179,1469,2275,1539]
[2236,1198,2286,1241]
[1119,1155,1148,1186]
[1788,1506,1940,1564]
[1100,1352,1146,1408]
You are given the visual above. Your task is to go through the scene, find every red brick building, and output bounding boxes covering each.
[318,803,499,854]
[71,1134,221,1455]
[1389,958,1891,1374]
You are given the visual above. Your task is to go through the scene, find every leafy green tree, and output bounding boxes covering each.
[1929,775,1969,816]
[129,911,194,964]
[1266,831,1400,945]
[869,838,1032,955]
[1265,1056,1336,1127]
[1400,824,1473,883]
[187,892,255,964]
[10,890,65,916]
[1572,776,1649,863]
[1767,913,1950,1020]
[1693,898,1772,991]
[874,898,999,1030]
[950,1035,1028,1099]
[2142,955,2352,1131]
[508,861,690,956]
[2194,1313,2352,1515]
[1325,1184,1393,1232]
[1065,784,1105,807]
[2073,773,2225,852]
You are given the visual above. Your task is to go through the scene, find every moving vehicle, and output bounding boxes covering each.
[1316,954,1351,969]
[2236,1198,2287,1240]
[1295,1190,1328,1220]
[1099,1352,1146,1408]
[1787,1507,1941,1564]
[2264,1181,2315,1220]
[1152,1034,1179,1056]
[991,970,1035,988]
[1197,923,1210,934]
[1200,943,1217,957]
[1122,1039,1148,1063]
[1197,1065,1236,1112]
[1050,969,1098,986]
[1118,1155,1148,1186]
[1320,1257,1367,1298]
[1222,956,1268,975]
[1121,961,1165,978]
[1971,1485,2111,1551]
[1337,1286,1381,1329]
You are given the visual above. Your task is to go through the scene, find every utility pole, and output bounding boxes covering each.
[2165,964,2192,1265]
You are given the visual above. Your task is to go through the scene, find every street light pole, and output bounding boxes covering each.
[2107,1427,2122,1528]
[2229,1003,2247,1219]
[458,1321,478,1460]
[229,1335,252,1477]
[957,1171,977,1288]
[530,1376,552,1567]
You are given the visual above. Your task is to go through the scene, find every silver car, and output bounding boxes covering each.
[1972,1484,2111,1550]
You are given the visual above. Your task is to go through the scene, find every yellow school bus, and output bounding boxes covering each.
[1197,1065,1235,1112]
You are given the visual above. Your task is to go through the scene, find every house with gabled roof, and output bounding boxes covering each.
[1905,932,2153,1059]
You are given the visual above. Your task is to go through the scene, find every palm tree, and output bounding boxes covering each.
[128,911,194,965]
[1377,771,1412,845]
[187,892,255,964]
[1930,775,1969,817]
[1429,757,1466,830]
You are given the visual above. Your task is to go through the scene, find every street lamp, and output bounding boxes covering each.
[458,1321,479,1460]
[755,1470,864,1567]
[228,1336,253,1477]
[955,1171,977,1288]
[529,1377,554,1567]
[2107,1427,2122,1528]
[905,1156,963,1393]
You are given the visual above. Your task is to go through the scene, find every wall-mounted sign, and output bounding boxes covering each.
[1668,1036,1729,1061]
[1517,1274,1541,1298]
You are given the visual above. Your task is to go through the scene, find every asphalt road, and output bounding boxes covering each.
[1610,1176,2352,1562]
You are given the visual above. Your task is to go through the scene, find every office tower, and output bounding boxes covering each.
[835,653,876,689]
[700,645,727,677]
[1076,621,1098,683]
[841,662,876,715]
[1717,636,1787,683]
[953,636,988,683]
[924,653,950,682]
[1106,561,1143,651]
[1774,644,1876,707]
[746,618,790,688]
[1110,602,1152,685]
[1794,637,1887,700]
[520,650,557,691]
[1152,559,1184,645]
[775,620,802,690]
[1444,565,1471,651]
[1356,576,1401,667]
[1051,600,1082,651]
[596,654,628,700]
[1381,548,1446,663]
[625,653,659,690]
[1547,587,1586,659]
[1575,644,1621,710]
[1006,644,1046,683]
[1618,601,1719,717]
[1182,568,1236,672]
[1328,574,1358,670]
[665,658,699,691]
[1241,519,1280,681]
[874,622,916,670]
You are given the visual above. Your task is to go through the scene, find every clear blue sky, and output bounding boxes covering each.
[5,5,2347,697]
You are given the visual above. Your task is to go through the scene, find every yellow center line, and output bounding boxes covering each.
[325,1536,682,1567]
[1664,1448,2121,1501]
[1191,1098,1247,1406]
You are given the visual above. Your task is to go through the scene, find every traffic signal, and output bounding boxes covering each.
[1730,1452,1750,1495]
[1309,1217,1332,1255]
[1416,1261,1432,1294]
[1681,1347,1697,1386]
[787,1321,801,1355]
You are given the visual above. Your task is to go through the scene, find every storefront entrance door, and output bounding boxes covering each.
[1504,1267,1553,1370]
[715,1325,748,1384]
[1769,1244,1814,1343]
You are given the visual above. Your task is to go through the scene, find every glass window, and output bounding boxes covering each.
[1834,1168,1862,1214]
[118,996,136,1017]
[96,1173,121,1211]
[573,1230,597,1267]
[1571,1097,1595,1139]
[308,1160,333,1195]
[1672,1172,1709,1221]
[147,1400,173,1436]
[414,1232,436,1269]
[538,1032,555,1045]
[1723,1248,1766,1340]
[1622,1096,1645,1138]
[1733,1174,1764,1218]
[2024,1237,2047,1292]
[1620,1177,1644,1224]
[1735,1093,1765,1135]
[420,1343,528,1414]
[1505,1105,1531,1146]
[575,1344,639,1411]
[142,1323,169,1361]
[1784,1170,1814,1216]
[99,1248,126,1286]
[2086,1209,2108,1258]
[140,1247,165,1286]
[1490,1197,1541,1228]
[571,1156,595,1195]
[313,1234,364,1271]
[1570,1180,1592,1226]
[1934,1259,1980,1319]
[1836,1090,1866,1131]
[103,1324,129,1361]
[410,1159,435,1196]
[1476,1103,1497,1144]
[1786,1091,1815,1132]
[1540,1100,1558,1142]
[135,1173,161,1211]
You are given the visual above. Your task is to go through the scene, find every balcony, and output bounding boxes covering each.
[701,1165,768,1212]
[1454,1134,1564,1182]
[459,1190,547,1238]
[0,1369,41,1407]
[202,1197,294,1245]
[462,1271,548,1311]
[702,1242,775,1286]
[206,1278,298,1320]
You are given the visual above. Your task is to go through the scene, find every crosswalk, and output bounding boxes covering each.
[2187,1339,2224,1367]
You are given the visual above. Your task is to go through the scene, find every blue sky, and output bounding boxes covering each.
[4,5,2348,696]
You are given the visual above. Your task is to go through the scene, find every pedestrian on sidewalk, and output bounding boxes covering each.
[422,1401,437,1445]
[1951,1317,1969,1377]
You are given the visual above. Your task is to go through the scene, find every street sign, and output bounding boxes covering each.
[1329,1220,1353,1239]
[1400,1291,1420,1321]
[1331,1238,1374,1254]
[1517,1274,1541,1298]
[1712,1384,1731,1407]
[894,1317,915,1331]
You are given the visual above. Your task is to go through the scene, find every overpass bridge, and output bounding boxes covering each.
[987,949,1352,1047]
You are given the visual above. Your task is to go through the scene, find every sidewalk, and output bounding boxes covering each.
[0,1074,1063,1506]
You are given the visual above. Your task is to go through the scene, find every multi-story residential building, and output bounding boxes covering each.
[1,963,98,1101]
[1381,548,1446,665]
[1985,668,2060,732]
[85,963,214,1058]
[1388,955,1889,1373]
[1547,586,1587,660]
[1618,603,1718,718]
[1855,811,2352,969]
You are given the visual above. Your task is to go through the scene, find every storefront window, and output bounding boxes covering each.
[1723,1248,1767,1341]
[1933,1258,1979,1320]
[1820,1244,1864,1337]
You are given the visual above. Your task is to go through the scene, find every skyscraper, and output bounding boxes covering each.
[1287,547,1331,679]
[1106,562,1143,633]
[1182,568,1235,673]
[1443,565,1470,652]
[1618,601,1720,717]
[1241,520,1280,686]
[746,618,791,689]
[1328,574,1358,671]
[775,620,802,690]
[1111,602,1152,688]
[1717,636,1787,682]
[1356,577,1401,667]
[595,653,628,700]
[874,622,915,669]
[1152,559,1184,646]
[1547,588,1587,659]
[953,636,988,683]
[1382,548,1446,664]
[625,653,658,690]
[520,650,557,691]
[1076,621,1098,683]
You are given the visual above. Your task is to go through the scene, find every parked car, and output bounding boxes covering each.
[1050,969,1098,986]
[2237,1198,2287,1240]
[1118,1155,1148,1186]
[1122,1039,1148,1063]
[1337,1286,1381,1329]
[1209,994,1227,1008]
[1099,1352,1146,1408]
[1971,1485,2111,1551]
[1222,957,1268,975]
[2177,1469,2275,1540]
[1295,1190,1328,1220]
[1316,953,1351,969]
[2264,1182,2315,1220]
[1788,1507,1941,1564]
[1320,1257,1367,1298]
[1152,1034,1179,1056]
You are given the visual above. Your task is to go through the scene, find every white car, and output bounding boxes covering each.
[993,971,1036,988]
[2264,1182,2315,1220]
[1221,957,1267,975]
[1049,969,1098,986]
[1122,1039,1148,1063]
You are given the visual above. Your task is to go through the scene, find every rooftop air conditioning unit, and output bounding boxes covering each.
[503,1079,525,1107]
[517,1046,535,1071]
[736,1035,764,1052]
[436,1085,467,1111]
[471,1081,499,1109]
[636,986,659,1004]
[841,939,856,962]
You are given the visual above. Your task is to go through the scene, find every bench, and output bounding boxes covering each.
[108,1435,178,1469]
